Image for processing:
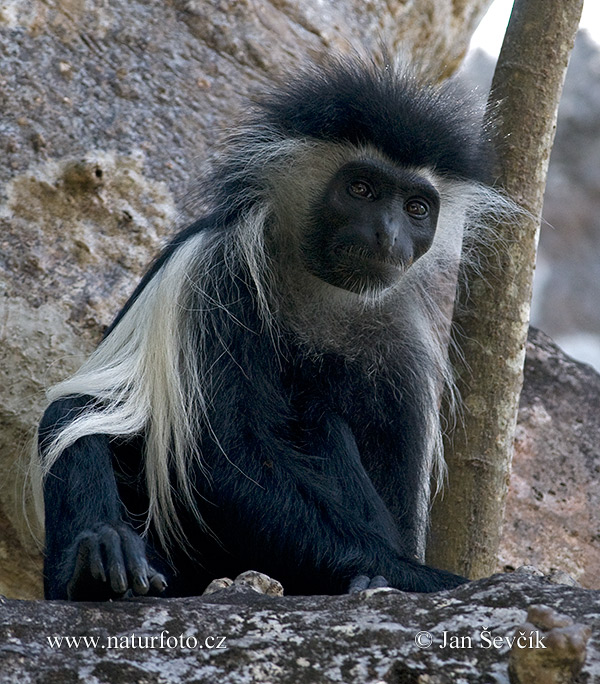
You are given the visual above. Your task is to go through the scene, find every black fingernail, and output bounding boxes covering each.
[113,572,127,593]
[134,574,150,594]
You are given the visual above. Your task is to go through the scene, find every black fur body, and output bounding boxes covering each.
[37,57,500,600]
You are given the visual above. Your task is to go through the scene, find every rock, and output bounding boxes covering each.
[499,328,600,589]
[230,571,284,596]
[508,605,592,684]
[202,571,284,597]
[0,573,598,683]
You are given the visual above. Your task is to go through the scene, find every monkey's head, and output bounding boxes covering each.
[210,55,495,299]
[302,158,440,294]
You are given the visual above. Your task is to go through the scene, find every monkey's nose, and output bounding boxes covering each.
[375,228,396,252]
[373,217,401,256]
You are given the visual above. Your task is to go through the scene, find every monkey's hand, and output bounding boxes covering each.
[348,575,389,593]
[349,563,468,594]
[397,562,469,592]
[65,522,167,601]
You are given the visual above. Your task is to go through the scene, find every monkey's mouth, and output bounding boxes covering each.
[314,246,412,295]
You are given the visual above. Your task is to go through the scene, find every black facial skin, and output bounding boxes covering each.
[304,160,440,294]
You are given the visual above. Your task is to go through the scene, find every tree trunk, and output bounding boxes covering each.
[428,0,584,579]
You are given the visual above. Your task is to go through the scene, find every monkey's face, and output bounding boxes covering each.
[303,159,440,295]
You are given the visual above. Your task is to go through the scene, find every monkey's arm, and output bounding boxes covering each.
[40,396,167,600]
[201,400,465,594]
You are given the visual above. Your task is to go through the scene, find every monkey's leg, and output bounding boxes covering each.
[200,406,466,594]
[360,428,435,563]
[40,397,167,600]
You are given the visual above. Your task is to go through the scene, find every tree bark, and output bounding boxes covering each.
[428,0,584,578]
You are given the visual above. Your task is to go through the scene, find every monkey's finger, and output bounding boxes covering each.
[119,528,152,595]
[66,534,106,600]
[368,575,388,589]
[148,569,168,595]
[78,533,106,583]
[100,527,128,595]
[73,537,99,584]
[129,560,151,595]
[348,575,371,593]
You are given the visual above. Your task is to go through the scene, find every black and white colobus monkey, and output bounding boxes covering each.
[36,56,503,600]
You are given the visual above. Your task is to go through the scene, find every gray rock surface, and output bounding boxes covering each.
[0,572,598,683]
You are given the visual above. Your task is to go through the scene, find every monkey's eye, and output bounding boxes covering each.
[348,180,375,200]
[404,198,430,218]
